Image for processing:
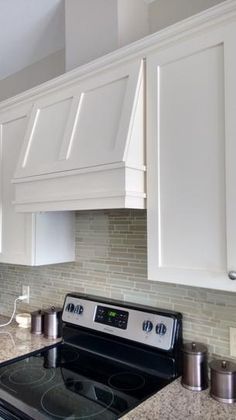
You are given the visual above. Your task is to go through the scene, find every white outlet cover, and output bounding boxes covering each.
[22,285,30,304]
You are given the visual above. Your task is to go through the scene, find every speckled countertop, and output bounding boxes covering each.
[121,378,236,420]
[0,315,61,364]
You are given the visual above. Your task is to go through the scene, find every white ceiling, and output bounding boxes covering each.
[0,0,65,80]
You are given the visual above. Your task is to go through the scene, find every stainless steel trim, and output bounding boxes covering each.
[62,296,175,351]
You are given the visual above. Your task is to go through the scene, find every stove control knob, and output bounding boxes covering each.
[74,305,84,315]
[66,303,75,313]
[142,320,153,333]
[156,323,167,336]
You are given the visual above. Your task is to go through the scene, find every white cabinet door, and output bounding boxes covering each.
[147,22,236,291]
[0,108,75,266]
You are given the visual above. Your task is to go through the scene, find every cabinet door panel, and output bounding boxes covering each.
[160,45,226,270]
[147,25,236,291]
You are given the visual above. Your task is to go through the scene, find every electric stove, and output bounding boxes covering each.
[0,293,182,419]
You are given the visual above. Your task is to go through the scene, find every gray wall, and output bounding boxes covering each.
[0,210,235,361]
[65,0,226,70]
[149,0,226,32]
[65,0,118,71]
[0,49,65,102]
[65,0,149,71]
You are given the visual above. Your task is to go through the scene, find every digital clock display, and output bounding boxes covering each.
[95,305,129,329]
[108,311,117,317]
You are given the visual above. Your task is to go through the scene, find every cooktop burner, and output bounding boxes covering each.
[41,380,115,419]
[0,363,56,392]
[0,293,182,420]
[108,373,145,391]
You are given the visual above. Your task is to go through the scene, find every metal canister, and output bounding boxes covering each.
[181,342,208,391]
[44,306,62,339]
[210,359,236,403]
[31,310,44,335]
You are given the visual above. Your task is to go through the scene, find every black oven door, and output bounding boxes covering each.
[0,402,30,420]
[0,399,45,420]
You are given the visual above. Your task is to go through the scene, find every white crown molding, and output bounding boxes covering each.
[0,0,236,112]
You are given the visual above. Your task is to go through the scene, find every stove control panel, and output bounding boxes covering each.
[62,294,178,351]
[94,305,129,329]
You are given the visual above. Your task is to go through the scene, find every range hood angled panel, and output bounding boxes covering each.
[13,57,146,212]
[14,59,144,179]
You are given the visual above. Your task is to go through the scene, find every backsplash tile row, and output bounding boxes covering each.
[0,209,236,360]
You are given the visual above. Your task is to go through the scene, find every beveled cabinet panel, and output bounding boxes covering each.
[21,96,73,174]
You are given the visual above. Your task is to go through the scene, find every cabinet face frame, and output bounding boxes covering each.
[0,106,34,264]
[146,22,236,291]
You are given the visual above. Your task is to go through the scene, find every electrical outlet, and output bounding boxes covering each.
[22,285,30,304]
[230,327,236,357]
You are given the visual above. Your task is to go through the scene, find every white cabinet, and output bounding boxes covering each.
[147,21,236,291]
[0,107,75,265]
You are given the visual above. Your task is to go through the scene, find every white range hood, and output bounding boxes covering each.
[12,58,145,212]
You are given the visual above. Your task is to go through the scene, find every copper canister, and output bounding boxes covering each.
[44,306,62,339]
[181,342,208,391]
[31,310,44,335]
[210,359,236,403]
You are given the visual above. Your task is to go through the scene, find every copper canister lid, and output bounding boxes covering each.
[31,309,43,318]
[182,341,208,355]
[44,306,62,316]
[210,359,236,375]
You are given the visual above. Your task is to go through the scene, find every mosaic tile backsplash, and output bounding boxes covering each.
[0,209,235,360]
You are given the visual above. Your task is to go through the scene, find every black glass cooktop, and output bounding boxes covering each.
[0,343,170,420]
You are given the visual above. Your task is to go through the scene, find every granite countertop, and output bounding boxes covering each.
[121,378,236,420]
[0,315,61,364]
